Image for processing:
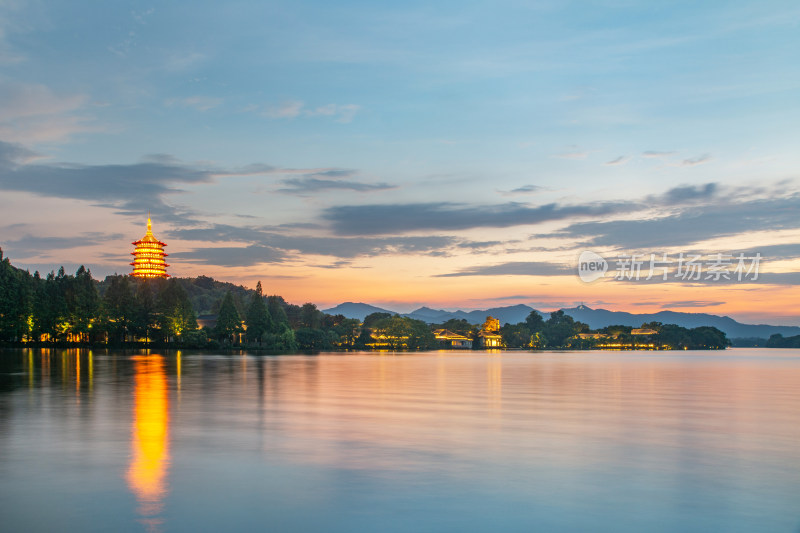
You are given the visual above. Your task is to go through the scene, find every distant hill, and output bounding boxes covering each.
[404,304,537,325]
[323,301,800,340]
[561,305,800,340]
[325,302,540,325]
[322,302,397,321]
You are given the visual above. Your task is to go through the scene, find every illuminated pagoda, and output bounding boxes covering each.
[130,216,169,278]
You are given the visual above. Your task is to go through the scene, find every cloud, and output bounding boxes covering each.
[681,153,712,166]
[170,245,286,267]
[437,261,573,277]
[264,101,304,119]
[499,185,544,196]
[306,103,361,123]
[552,193,800,249]
[263,101,361,122]
[737,243,800,260]
[605,156,629,166]
[659,300,725,308]
[554,150,588,159]
[651,182,718,205]
[0,141,217,221]
[456,240,503,249]
[165,96,223,111]
[0,80,93,143]
[2,233,125,256]
[0,141,38,164]
[323,200,635,236]
[276,169,395,195]
[168,223,458,261]
[642,150,676,158]
[606,271,800,287]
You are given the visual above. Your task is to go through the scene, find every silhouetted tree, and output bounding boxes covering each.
[214,291,242,344]
[245,281,272,345]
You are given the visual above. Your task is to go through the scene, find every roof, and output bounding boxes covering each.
[433,329,471,341]
[132,217,167,247]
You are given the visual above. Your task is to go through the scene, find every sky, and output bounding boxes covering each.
[0,0,799,324]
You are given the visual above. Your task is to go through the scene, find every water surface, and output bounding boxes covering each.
[1,348,798,532]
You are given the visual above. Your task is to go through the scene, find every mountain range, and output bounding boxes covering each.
[322,302,800,340]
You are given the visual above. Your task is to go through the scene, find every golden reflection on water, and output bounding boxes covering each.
[126,355,170,532]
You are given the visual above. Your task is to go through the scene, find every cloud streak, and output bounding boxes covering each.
[323,200,635,236]
[436,261,572,277]
[169,223,458,263]
[276,169,395,195]
[263,101,361,122]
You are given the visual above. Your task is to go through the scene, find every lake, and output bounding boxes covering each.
[1,348,798,532]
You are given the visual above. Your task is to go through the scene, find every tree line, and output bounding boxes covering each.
[1,250,729,351]
[435,310,729,350]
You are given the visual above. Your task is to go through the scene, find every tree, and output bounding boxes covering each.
[525,310,546,333]
[406,318,436,350]
[0,249,33,342]
[543,310,577,347]
[501,322,532,348]
[299,302,323,329]
[437,318,474,336]
[266,295,290,331]
[66,266,99,342]
[158,278,197,342]
[330,317,361,348]
[214,291,242,344]
[102,275,135,344]
[363,312,392,328]
[245,281,272,345]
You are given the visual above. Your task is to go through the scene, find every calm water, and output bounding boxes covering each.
[1,349,798,533]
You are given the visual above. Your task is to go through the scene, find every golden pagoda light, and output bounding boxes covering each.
[130,216,169,278]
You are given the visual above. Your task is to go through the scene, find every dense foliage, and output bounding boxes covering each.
[766,334,800,348]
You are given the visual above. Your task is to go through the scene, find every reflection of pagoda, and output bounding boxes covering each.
[131,216,169,278]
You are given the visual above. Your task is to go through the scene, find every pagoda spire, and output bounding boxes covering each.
[130,215,169,278]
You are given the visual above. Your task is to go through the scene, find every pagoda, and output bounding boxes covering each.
[130,216,169,278]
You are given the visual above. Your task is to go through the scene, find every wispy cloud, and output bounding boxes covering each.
[605,156,629,166]
[498,184,544,196]
[552,192,800,249]
[651,182,718,205]
[2,233,125,257]
[0,141,218,222]
[436,261,572,277]
[0,80,93,143]
[165,96,223,111]
[553,150,588,160]
[171,245,286,267]
[264,100,305,119]
[642,150,676,158]
[323,200,635,236]
[681,153,712,166]
[168,223,459,263]
[263,101,361,122]
[659,300,725,308]
[276,169,395,195]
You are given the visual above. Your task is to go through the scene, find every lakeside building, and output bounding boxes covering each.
[478,316,503,348]
[131,217,169,278]
[433,329,473,349]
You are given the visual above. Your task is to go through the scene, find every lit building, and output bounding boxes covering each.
[433,329,473,349]
[130,217,169,278]
[478,316,503,348]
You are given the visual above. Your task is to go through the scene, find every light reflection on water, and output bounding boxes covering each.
[1,349,799,532]
[127,355,170,531]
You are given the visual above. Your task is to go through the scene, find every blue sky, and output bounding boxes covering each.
[1,0,799,322]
